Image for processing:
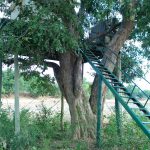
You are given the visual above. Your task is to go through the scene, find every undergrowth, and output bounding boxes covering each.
[0,106,149,150]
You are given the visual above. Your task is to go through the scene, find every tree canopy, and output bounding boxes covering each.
[0,0,149,58]
[0,0,149,62]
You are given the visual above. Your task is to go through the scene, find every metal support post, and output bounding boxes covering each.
[115,52,122,140]
[96,75,103,148]
[115,87,122,139]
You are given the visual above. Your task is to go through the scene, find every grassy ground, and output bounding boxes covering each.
[0,103,150,150]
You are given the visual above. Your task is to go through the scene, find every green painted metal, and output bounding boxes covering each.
[115,53,122,139]
[99,48,150,107]
[84,50,150,114]
[96,75,103,147]
[115,90,122,139]
[81,50,150,139]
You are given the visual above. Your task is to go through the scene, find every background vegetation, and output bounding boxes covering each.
[2,69,60,97]
[2,69,150,99]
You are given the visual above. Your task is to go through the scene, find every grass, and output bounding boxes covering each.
[0,106,149,150]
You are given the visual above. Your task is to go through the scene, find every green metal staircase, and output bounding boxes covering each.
[81,48,150,139]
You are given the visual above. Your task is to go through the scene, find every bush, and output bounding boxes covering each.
[103,113,150,150]
[0,108,14,149]
[0,104,70,150]
[0,105,150,150]
[2,69,14,95]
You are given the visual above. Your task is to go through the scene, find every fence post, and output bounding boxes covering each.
[14,53,20,135]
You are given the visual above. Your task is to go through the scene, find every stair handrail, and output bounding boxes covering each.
[84,47,150,107]
[100,46,150,99]
[82,49,150,139]
[94,43,150,86]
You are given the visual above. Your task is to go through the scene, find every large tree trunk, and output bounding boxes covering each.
[47,52,96,139]
[48,19,135,140]
[68,94,96,139]
[89,0,136,117]
[46,0,137,140]
[59,52,96,139]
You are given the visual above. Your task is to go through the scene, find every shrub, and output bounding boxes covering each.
[103,113,150,150]
[2,69,60,97]
[0,105,149,150]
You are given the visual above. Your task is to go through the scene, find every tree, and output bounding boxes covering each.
[1,0,149,140]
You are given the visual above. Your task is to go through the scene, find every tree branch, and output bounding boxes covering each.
[3,57,65,96]
[90,0,137,114]
[44,61,65,96]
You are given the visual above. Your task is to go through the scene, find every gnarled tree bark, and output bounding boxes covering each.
[47,52,96,139]
[89,0,136,121]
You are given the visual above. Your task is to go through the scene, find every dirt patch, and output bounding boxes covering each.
[1,96,116,121]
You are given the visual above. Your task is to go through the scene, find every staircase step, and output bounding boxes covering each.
[140,107,146,110]
[102,71,112,74]
[105,77,116,80]
[143,122,150,124]
[122,96,130,99]
[118,91,130,95]
[113,86,126,89]
[128,101,139,104]
[102,73,112,77]
[97,65,106,69]
[112,81,122,84]
[95,62,103,65]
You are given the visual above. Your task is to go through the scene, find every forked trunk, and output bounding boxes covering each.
[51,52,96,139]
[90,19,135,120]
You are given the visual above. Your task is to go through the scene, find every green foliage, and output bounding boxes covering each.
[103,113,150,150]
[126,84,150,98]
[133,0,150,58]
[2,69,14,95]
[82,78,91,97]
[23,71,60,97]
[0,105,69,150]
[0,0,149,88]
[0,107,150,149]
[0,0,80,60]
[2,69,60,97]
[121,44,144,82]
[0,109,14,149]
